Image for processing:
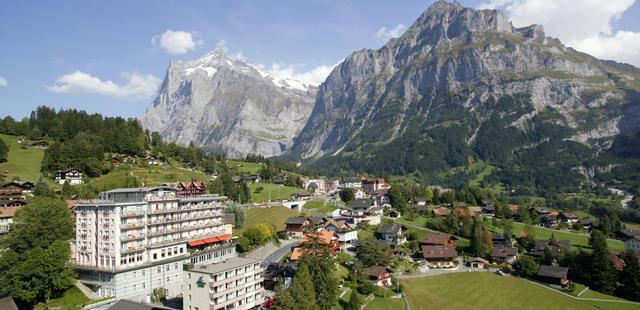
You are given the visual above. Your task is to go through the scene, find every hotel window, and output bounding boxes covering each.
[153,253,157,260]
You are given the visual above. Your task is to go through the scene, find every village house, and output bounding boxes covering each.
[365,266,393,287]
[0,206,21,234]
[539,214,559,228]
[175,181,206,197]
[285,216,310,237]
[490,246,519,264]
[376,223,407,245]
[290,231,340,261]
[537,265,571,287]
[491,232,514,247]
[534,207,551,216]
[55,168,83,185]
[422,245,458,268]
[30,140,49,148]
[362,178,387,192]
[144,155,161,166]
[244,174,261,184]
[421,233,457,246]
[624,235,640,253]
[353,188,368,199]
[480,200,496,217]
[509,204,520,214]
[308,216,327,229]
[413,204,429,216]
[294,191,313,201]
[609,252,626,272]
[580,219,597,232]
[560,212,580,224]
[369,189,390,206]
[343,198,383,225]
[431,207,451,217]
[341,177,362,189]
[0,199,27,207]
[302,177,327,194]
[323,221,357,245]
[413,197,427,207]
[529,239,571,259]
[263,262,297,290]
[468,257,489,269]
[0,181,33,200]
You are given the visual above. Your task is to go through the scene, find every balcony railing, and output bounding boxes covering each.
[121,234,146,241]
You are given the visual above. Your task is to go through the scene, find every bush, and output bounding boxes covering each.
[357,280,376,295]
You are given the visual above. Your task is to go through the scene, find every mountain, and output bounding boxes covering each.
[290,0,640,193]
[141,49,317,158]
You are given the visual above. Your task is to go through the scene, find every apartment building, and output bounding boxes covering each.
[183,257,265,310]
[74,187,235,303]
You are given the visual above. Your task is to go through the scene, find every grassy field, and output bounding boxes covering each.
[366,295,405,310]
[402,273,595,310]
[303,199,337,216]
[0,134,45,182]
[491,221,624,252]
[243,205,299,231]
[248,183,304,202]
[91,165,211,190]
[227,160,262,174]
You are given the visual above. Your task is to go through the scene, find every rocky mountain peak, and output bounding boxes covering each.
[142,49,316,158]
[289,0,640,189]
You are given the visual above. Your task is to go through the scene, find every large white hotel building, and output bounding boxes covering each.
[74,186,237,303]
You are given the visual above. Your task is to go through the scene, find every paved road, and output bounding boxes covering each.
[264,241,299,264]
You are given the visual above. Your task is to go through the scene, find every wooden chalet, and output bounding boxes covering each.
[537,265,571,287]
[365,266,393,287]
[176,181,206,197]
[422,245,458,268]
[420,233,457,246]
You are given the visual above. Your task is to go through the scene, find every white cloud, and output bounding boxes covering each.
[152,29,203,54]
[0,76,7,86]
[46,71,161,100]
[265,63,338,86]
[479,0,640,66]
[374,24,407,41]
[215,39,229,53]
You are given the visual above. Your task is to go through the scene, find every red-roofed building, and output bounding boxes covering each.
[176,182,206,197]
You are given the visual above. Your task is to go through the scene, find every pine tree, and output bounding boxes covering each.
[33,175,50,197]
[274,282,295,310]
[588,230,617,294]
[301,254,338,310]
[620,251,640,301]
[289,262,319,310]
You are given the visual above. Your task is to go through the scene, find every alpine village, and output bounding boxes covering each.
[1,1,640,310]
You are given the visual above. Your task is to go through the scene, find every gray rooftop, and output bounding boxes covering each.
[186,256,260,275]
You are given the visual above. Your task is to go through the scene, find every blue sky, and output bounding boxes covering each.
[1,0,639,119]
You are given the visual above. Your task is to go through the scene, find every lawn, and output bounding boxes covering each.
[243,205,299,232]
[303,199,337,216]
[402,273,594,310]
[227,160,262,174]
[366,295,405,310]
[493,222,624,252]
[0,134,45,182]
[92,165,211,190]
[249,183,304,202]
[43,287,110,310]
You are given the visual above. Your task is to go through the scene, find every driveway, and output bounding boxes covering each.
[246,239,299,264]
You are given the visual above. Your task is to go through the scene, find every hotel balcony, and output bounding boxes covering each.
[120,233,146,241]
[120,210,144,218]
